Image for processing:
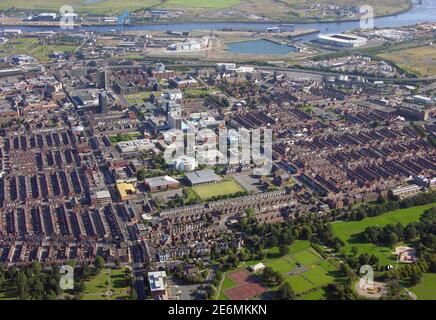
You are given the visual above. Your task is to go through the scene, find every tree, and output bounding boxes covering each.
[386,232,399,246]
[204,285,216,299]
[81,263,92,280]
[130,288,138,300]
[404,225,417,240]
[76,280,87,293]
[429,256,436,273]
[279,228,295,245]
[125,268,132,280]
[137,169,146,181]
[95,256,105,272]
[46,290,58,300]
[16,271,29,300]
[245,208,255,216]
[30,261,42,275]
[31,278,45,300]
[409,270,422,286]
[264,235,278,248]
[279,244,289,257]
[275,282,295,300]
[351,246,359,257]
[326,283,355,300]
[262,267,283,286]
[300,226,312,240]
[238,248,251,261]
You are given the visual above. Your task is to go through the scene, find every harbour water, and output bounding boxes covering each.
[227,39,296,55]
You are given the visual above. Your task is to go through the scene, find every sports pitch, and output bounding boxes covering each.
[218,240,340,300]
[192,180,245,200]
[408,273,436,300]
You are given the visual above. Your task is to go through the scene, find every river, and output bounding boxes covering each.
[0,0,435,41]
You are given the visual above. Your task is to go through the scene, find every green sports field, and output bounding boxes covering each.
[217,240,339,300]
[265,258,296,274]
[408,273,436,300]
[192,180,245,200]
[293,249,322,266]
[286,275,314,294]
[331,203,436,265]
[298,288,326,300]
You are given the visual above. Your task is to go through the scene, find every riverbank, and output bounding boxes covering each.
[0,0,414,29]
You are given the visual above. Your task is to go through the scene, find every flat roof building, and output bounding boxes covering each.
[390,184,421,199]
[185,169,221,186]
[117,139,155,154]
[249,263,266,273]
[91,190,112,205]
[116,183,136,201]
[148,271,168,300]
[145,176,180,193]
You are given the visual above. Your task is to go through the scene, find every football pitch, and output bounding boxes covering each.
[218,240,340,300]
[192,180,245,200]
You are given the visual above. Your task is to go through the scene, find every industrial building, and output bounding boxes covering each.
[116,139,155,154]
[116,183,136,201]
[144,176,180,193]
[185,169,221,186]
[390,184,422,198]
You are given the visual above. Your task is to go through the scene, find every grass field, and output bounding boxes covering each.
[298,288,326,300]
[408,273,436,300]
[0,0,161,13]
[217,240,340,300]
[82,267,131,300]
[0,0,237,13]
[108,132,141,144]
[162,0,240,9]
[0,37,77,62]
[331,203,436,265]
[293,249,322,266]
[124,92,157,105]
[192,180,245,200]
[0,0,410,20]
[218,275,236,300]
[378,46,436,77]
[265,258,296,274]
[183,88,213,98]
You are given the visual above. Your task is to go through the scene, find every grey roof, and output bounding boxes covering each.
[145,175,179,188]
[185,169,220,185]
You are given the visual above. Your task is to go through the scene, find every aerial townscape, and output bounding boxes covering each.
[0,0,435,305]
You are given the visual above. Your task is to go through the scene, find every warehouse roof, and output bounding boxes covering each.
[116,183,136,199]
[185,169,220,185]
[145,175,179,188]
